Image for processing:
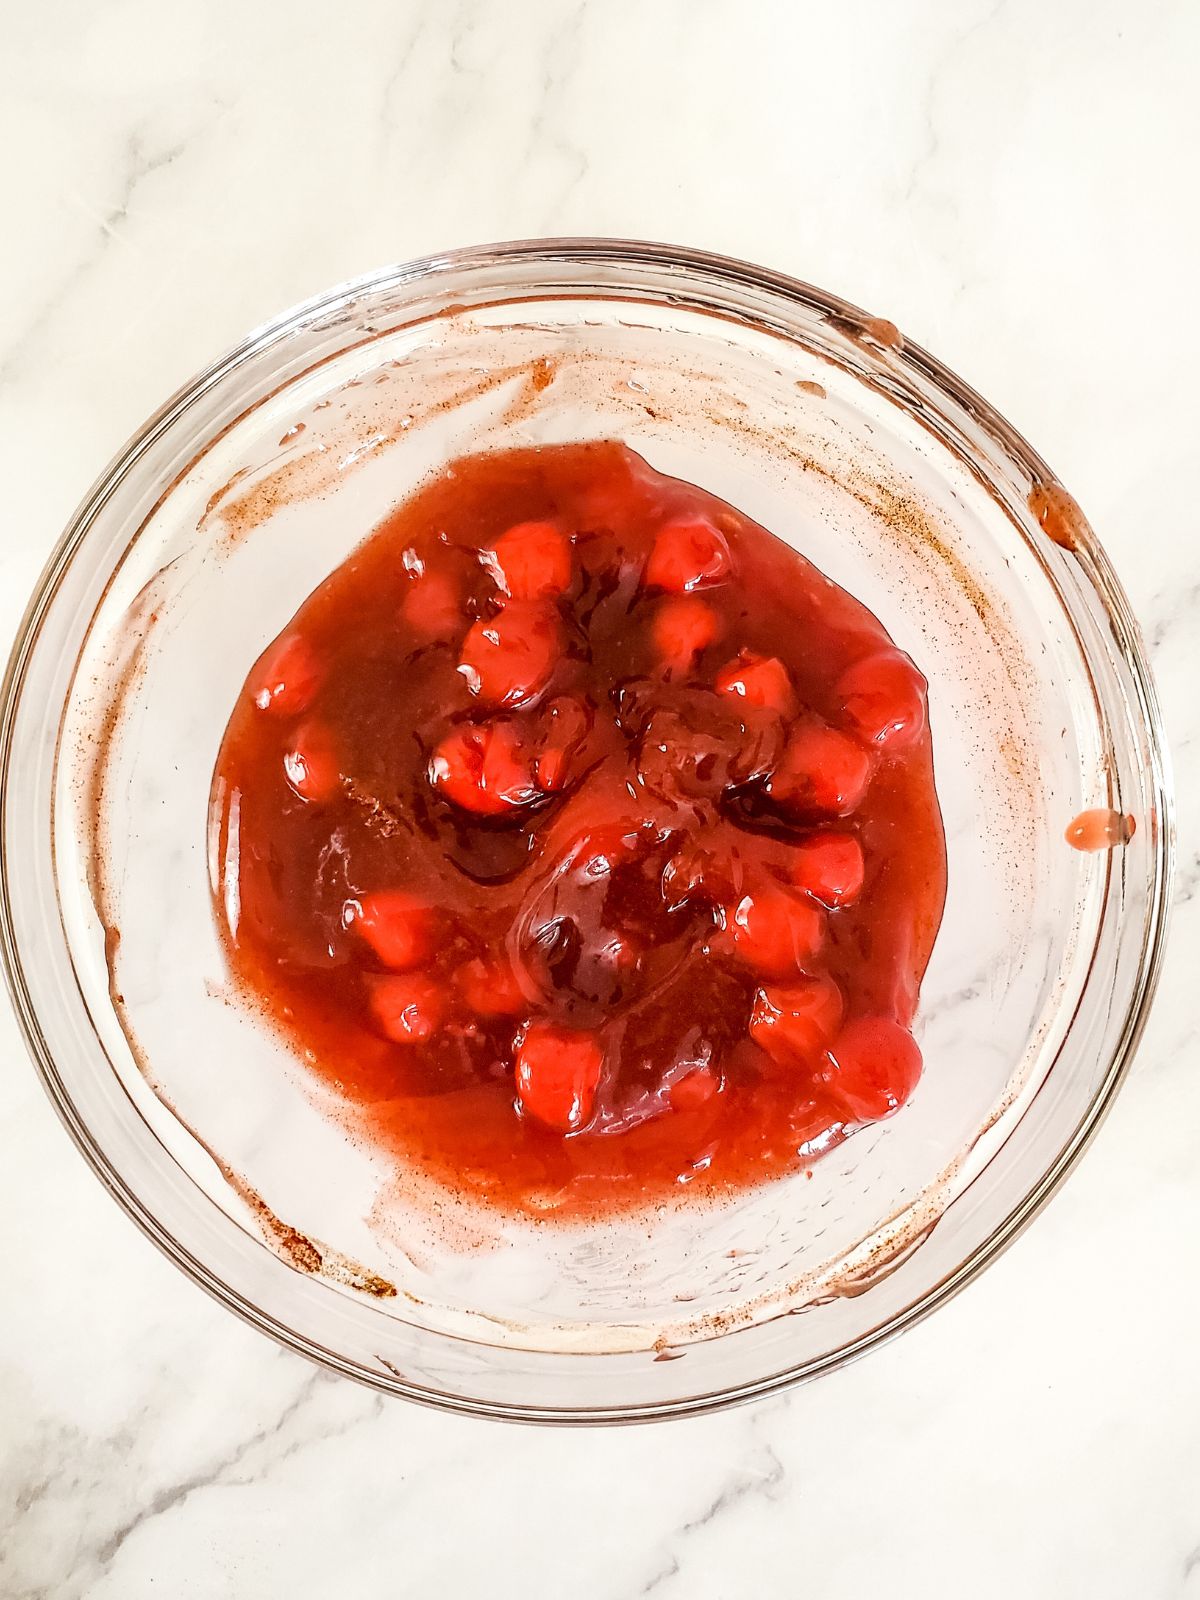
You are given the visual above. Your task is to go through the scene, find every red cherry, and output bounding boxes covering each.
[727,880,824,977]
[534,697,591,792]
[714,652,796,717]
[572,451,650,535]
[428,723,540,816]
[251,633,321,717]
[534,746,569,792]
[767,720,873,816]
[637,706,731,799]
[837,651,927,750]
[367,973,442,1044]
[515,1023,604,1132]
[567,819,645,880]
[457,954,527,1017]
[825,1016,922,1121]
[459,602,561,707]
[750,975,844,1067]
[636,697,780,798]
[787,832,865,908]
[537,774,650,877]
[669,1066,719,1111]
[660,832,734,912]
[402,569,462,639]
[644,517,732,592]
[282,723,341,802]
[483,521,572,600]
[651,596,722,675]
[350,890,434,970]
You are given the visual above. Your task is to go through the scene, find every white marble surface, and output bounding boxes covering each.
[2,1,1199,1594]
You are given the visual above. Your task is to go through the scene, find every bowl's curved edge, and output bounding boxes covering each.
[0,237,1176,1423]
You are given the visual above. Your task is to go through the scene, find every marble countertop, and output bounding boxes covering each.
[3,2,1199,1595]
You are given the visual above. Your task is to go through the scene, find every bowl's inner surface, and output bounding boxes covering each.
[59,292,1106,1358]
[3,250,1156,1416]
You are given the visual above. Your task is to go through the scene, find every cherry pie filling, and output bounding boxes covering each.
[210,442,947,1216]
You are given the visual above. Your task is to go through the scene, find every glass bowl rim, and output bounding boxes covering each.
[0,236,1175,1422]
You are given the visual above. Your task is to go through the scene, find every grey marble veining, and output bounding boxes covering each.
[2,1,1199,1595]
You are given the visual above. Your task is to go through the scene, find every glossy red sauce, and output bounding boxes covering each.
[1065,808,1135,851]
[209,442,947,1217]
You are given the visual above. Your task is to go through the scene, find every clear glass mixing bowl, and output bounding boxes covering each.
[0,240,1172,1421]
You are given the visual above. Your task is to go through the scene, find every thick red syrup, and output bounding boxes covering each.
[210,442,947,1216]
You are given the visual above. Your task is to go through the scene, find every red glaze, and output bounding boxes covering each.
[211,442,946,1217]
[1064,808,1136,851]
